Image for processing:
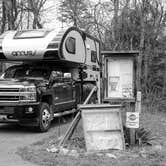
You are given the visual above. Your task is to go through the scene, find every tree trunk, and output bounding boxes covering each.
[137,1,145,91]
[162,56,166,96]
[33,14,42,29]
[1,1,6,33]
[144,41,150,87]
[5,0,17,30]
[112,0,119,50]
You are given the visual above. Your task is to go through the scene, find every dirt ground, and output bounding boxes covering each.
[17,110,166,166]
[0,116,74,166]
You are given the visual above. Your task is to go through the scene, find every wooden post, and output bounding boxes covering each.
[129,128,136,146]
[129,91,141,146]
[129,102,136,146]
[135,91,142,113]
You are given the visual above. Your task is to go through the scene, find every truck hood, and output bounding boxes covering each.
[0,77,48,87]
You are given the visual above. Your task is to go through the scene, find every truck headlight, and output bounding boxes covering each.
[20,93,36,101]
[20,86,36,92]
[19,86,36,101]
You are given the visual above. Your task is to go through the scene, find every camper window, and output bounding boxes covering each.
[65,37,76,54]
[91,50,97,63]
[14,30,50,39]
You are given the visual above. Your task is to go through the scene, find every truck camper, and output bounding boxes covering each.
[0,27,100,132]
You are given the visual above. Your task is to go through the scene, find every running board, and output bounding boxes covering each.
[53,109,78,118]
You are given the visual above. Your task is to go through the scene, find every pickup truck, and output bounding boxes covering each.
[0,62,77,132]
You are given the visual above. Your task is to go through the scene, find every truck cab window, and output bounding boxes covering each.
[4,68,17,78]
[3,66,50,79]
[14,68,28,78]
[29,69,49,78]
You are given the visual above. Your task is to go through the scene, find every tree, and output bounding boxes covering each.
[58,0,89,28]
[2,0,18,31]
[27,0,47,29]
[0,0,48,32]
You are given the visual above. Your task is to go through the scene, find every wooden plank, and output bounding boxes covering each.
[104,98,135,103]
[119,110,126,150]
[84,86,97,104]
[53,109,77,117]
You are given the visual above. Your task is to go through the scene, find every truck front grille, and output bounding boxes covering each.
[0,88,19,92]
[0,87,36,103]
[0,96,19,101]
[0,87,20,102]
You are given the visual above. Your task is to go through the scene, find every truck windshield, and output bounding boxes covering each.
[3,66,50,79]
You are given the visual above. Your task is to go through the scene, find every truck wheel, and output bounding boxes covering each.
[38,103,51,132]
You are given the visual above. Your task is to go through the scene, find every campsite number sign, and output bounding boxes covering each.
[126,112,139,128]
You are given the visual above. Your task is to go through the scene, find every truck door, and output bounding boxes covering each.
[61,73,76,110]
[51,71,64,112]
[53,81,64,112]
[52,72,75,112]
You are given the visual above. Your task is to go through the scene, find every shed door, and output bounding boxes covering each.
[107,58,133,98]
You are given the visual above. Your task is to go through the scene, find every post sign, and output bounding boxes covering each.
[126,112,139,128]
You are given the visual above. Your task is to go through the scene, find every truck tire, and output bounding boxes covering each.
[38,102,51,132]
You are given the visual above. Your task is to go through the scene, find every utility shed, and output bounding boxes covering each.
[102,51,139,103]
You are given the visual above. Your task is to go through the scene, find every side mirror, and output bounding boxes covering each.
[64,73,71,78]
[49,71,60,86]
[63,73,72,82]
[0,73,4,79]
[49,71,57,81]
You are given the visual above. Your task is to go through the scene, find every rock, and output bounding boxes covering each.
[96,153,104,157]
[79,149,85,153]
[130,154,139,158]
[59,147,69,155]
[68,149,79,157]
[46,147,59,153]
[46,148,50,152]
[153,145,162,151]
[139,149,147,158]
[84,151,95,156]
[141,153,147,158]
[105,153,117,159]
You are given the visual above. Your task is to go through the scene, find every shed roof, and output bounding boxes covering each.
[101,50,139,56]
